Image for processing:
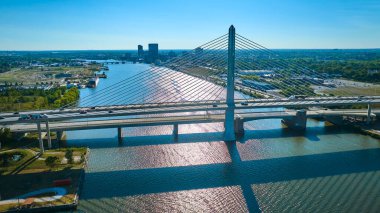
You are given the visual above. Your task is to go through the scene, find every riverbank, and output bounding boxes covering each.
[0,147,89,212]
[349,122,380,139]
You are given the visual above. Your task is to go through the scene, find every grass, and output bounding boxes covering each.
[0,149,35,175]
[0,148,87,175]
[322,86,380,96]
[0,64,100,85]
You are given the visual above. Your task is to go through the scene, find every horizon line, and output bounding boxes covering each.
[1,48,380,52]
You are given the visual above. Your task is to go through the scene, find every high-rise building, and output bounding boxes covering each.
[138,45,144,58]
[148,43,159,61]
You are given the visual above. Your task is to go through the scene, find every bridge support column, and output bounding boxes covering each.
[173,124,179,137]
[57,131,63,142]
[37,122,44,153]
[367,104,372,125]
[225,25,236,141]
[234,116,244,137]
[45,120,52,149]
[282,110,307,130]
[117,127,122,143]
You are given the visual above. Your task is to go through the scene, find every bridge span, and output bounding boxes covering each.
[7,109,377,151]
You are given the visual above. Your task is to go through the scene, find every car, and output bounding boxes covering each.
[289,95,307,100]
[315,100,320,103]
[241,102,248,106]
[213,104,218,107]
[0,117,4,120]
[91,107,96,110]
[108,110,113,113]
[80,110,87,114]
[13,112,19,115]
[31,114,44,120]
[18,114,30,120]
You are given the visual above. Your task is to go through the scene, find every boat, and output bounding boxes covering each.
[96,72,107,78]
[88,77,99,88]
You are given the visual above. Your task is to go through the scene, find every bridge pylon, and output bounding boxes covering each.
[225,25,236,141]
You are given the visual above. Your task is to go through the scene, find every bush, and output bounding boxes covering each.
[1,153,10,166]
[0,128,12,147]
[65,149,73,164]
[45,156,59,168]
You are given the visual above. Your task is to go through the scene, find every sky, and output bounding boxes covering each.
[0,0,379,50]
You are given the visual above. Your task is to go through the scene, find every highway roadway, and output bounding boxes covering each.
[7,109,377,133]
[1,96,379,125]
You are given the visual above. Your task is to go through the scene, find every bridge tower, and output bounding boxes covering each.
[225,25,236,141]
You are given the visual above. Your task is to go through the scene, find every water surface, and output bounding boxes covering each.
[65,63,380,212]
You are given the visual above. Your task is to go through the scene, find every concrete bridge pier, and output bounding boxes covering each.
[45,120,52,149]
[234,116,244,137]
[173,124,179,137]
[117,127,122,143]
[367,104,372,124]
[36,122,44,153]
[56,131,63,142]
[282,110,307,130]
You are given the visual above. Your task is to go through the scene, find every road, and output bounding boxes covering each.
[8,109,376,133]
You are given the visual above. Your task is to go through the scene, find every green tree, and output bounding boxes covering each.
[0,128,12,147]
[1,153,9,166]
[45,156,59,168]
[65,149,73,164]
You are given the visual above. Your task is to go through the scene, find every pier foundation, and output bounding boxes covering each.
[173,124,179,137]
[234,116,244,137]
[117,127,122,143]
[45,120,52,149]
[37,122,44,153]
[56,131,64,143]
[282,110,307,130]
[367,104,372,125]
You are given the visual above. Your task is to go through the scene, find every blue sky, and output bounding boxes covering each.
[0,0,379,50]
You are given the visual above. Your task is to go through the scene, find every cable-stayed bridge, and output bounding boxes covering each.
[1,26,379,152]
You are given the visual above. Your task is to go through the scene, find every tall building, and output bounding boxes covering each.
[138,45,144,58]
[148,43,159,61]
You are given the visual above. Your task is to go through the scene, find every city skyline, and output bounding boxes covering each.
[0,0,380,50]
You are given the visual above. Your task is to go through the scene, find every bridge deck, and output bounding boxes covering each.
[9,110,376,133]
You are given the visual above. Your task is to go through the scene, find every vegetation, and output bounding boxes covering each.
[0,87,79,111]
[279,85,315,97]
[0,61,11,73]
[65,149,73,164]
[45,156,59,168]
[1,148,87,175]
[0,127,12,148]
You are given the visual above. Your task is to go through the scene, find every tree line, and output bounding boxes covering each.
[0,87,80,111]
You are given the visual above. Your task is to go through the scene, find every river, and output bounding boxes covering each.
[66,63,380,212]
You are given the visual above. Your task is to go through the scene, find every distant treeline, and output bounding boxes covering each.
[0,87,79,112]
[0,61,11,73]
[307,60,380,83]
